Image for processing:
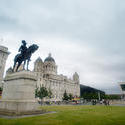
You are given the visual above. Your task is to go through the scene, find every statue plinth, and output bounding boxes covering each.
[0,71,42,115]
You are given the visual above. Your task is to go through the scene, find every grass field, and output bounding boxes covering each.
[0,105,125,125]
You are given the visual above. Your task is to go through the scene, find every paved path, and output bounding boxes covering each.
[111,104,125,106]
[0,111,56,119]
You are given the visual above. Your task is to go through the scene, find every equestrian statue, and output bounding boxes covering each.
[13,40,39,72]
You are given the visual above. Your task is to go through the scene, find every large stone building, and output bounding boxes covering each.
[34,53,80,101]
[0,45,9,87]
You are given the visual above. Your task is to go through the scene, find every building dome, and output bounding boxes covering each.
[35,57,43,63]
[44,53,55,63]
[34,57,43,72]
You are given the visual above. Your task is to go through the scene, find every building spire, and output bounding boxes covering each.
[48,53,51,57]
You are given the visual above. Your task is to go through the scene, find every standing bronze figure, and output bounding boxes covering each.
[13,40,39,72]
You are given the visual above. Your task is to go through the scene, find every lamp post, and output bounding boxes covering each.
[98,91,101,101]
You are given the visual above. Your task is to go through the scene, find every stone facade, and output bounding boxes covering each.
[0,45,10,87]
[34,53,80,101]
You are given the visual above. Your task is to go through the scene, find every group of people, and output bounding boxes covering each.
[102,99,110,105]
[91,99,110,105]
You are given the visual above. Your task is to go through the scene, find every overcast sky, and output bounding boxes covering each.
[0,0,125,94]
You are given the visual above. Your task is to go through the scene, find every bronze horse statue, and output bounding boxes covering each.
[13,44,39,72]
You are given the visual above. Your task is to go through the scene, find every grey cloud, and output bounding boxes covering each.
[0,0,125,94]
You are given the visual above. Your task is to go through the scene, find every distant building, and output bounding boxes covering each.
[34,53,80,101]
[80,84,105,96]
[0,45,10,87]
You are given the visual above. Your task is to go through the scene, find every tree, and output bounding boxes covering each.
[0,87,3,92]
[82,92,99,100]
[63,90,69,101]
[103,94,121,100]
[35,85,52,102]
[69,93,73,100]
[35,86,39,98]
[48,88,53,98]
[0,87,2,96]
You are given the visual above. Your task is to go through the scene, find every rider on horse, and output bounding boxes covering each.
[13,40,38,72]
[18,40,27,58]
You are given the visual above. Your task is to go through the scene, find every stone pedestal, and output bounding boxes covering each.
[0,71,40,113]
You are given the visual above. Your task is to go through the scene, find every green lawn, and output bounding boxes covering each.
[0,105,125,125]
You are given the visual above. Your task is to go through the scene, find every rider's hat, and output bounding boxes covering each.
[22,40,27,44]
